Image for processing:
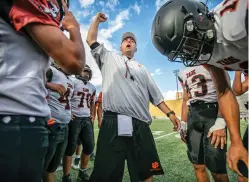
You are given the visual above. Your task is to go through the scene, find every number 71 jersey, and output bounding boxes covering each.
[178,65,217,105]
[70,77,96,117]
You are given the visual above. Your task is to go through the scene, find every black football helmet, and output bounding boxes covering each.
[151,0,215,67]
[76,65,92,82]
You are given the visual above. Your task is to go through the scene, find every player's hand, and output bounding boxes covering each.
[207,118,226,149]
[91,116,95,124]
[71,114,75,120]
[47,83,66,96]
[98,121,102,128]
[55,84,66,96]
[61,0,80,31]
[169,114,181,131]
[95,12,108,23]
[227,142,248,177]
[207,128,226,149]
[180,121,187,143]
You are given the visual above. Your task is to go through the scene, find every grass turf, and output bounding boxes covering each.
[55,119,248,182]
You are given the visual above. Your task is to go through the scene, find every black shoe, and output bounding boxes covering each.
[90,153,95,161]
[77,169,89,182]
[62,174,72,182]
[73,157,80,169]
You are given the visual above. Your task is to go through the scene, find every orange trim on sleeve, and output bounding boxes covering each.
[9,0,60,31]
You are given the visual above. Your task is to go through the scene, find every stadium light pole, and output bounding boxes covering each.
[173,69,180,99]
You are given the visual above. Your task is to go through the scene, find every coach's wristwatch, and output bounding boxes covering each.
[166,111,175,117]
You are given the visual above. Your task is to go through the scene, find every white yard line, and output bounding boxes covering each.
[154,132,176,140]
[152,131,165,135]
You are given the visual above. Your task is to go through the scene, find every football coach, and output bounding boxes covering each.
[86,12,181,182]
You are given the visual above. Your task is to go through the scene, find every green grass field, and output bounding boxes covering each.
[55,119,248,182]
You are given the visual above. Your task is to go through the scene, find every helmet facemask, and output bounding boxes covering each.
[169,13,215,67]
[76,66,92,83]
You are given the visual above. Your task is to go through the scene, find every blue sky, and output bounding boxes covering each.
[68,0,234,99]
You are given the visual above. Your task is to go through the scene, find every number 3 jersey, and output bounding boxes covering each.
[178,65,217,105]
[208,0,248,72]
[70,77,96,117]
[46,66,74,124]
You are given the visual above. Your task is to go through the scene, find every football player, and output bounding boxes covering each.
[63,65,96,182]
[178,65,229,182]
[151,0,248,176]
[73,83,98,168]
[232,71,248,182]
[73,90,97,168]
[0,0,84,181]
[43,62,74,182]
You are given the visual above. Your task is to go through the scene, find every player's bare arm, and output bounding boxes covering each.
[206,64,248,175]
[45,82,66,97]
[206,65,240,141]
[180,85,189,143]
[97,102,102,128]
[86,13,107,46]
[207,107,227,150]
[157,102,180,131]
[90,99,96,123]
[181,85,189,122]
[232,71,248,96]
[45,69,66,96]
[25,1,85,75]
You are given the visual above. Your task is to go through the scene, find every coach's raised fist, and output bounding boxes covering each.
[95,12,107,23]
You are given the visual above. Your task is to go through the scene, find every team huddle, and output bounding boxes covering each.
[0,0,248,182]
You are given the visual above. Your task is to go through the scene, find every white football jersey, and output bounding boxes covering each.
[47,66,74,124]
[178,65,217,105]
[209,0,248,72]
[237,91,249,111]
[70,77,96,117]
